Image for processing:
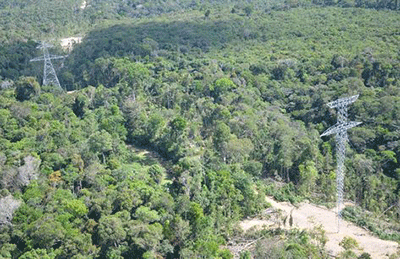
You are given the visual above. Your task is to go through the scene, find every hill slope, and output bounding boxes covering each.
[1,1,400,258]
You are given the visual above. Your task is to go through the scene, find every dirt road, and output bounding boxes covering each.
[240,197,399,258]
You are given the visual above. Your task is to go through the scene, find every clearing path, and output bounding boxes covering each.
[60,37,83,52]
[240,197,399,258]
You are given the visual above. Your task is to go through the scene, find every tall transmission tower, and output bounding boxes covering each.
[321,95,361,232]
[30,42,66,90]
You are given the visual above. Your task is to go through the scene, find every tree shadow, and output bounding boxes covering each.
[0,40,67,90]
[0,40,41,81]
[61,17,245,88]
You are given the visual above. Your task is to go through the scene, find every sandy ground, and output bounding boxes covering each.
[60,37,82,51]
[239,197,399,258]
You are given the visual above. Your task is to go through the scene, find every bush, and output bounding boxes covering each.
[358,252,372,259]
[342,207,400,242]
[15,77,40,101]
[339,236,359,250]
[265,182,303,204]
[239,250,251,259]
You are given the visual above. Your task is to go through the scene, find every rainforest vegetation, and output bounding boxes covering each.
[1,0,400,258]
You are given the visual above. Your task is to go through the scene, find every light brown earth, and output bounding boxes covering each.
[60,37,82,51]
[238,196,399,258]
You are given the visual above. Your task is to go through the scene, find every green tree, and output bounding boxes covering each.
[299,161,318,195]
[244,6,253,16]
[210,78,236,101]
[135,206,160,223]
[72,94,89,118]
[148,164,165,184]
[97,215,126,247]
[15,77,40,101]
[88,130,113,163]
[29,215,66,249]
[205,9,210,18]
[19,249,57,259]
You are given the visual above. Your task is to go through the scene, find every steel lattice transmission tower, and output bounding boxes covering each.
[321,95,362,232]
[30,42,66,89]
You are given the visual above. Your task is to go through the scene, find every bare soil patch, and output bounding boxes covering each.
[238,196,399,258]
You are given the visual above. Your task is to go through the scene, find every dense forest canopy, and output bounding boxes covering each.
[1,0,400,258]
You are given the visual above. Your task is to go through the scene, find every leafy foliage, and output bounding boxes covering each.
[1,0,400,258]
[342,206,400,242]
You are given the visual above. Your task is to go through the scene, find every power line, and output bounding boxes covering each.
[30,42,66,90]
[321,94,362,233]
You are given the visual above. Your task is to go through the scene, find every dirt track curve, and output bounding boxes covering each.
[239,197,399,258]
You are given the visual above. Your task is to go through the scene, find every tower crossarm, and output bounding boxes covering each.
[326,95,359,109]
[320,95,362,233]
[37,42,54,49]
[30,55,67,62]
[320,121,362,137]
[30,41,63,89]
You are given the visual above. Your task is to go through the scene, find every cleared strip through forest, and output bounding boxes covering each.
[239,197,399,258]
